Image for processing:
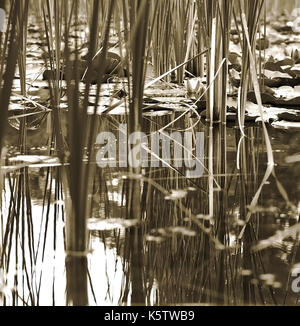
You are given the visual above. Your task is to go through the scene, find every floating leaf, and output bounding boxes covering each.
[145,235,165,243]
[259,273,277,285]
[272,282,282,288]
[285,154,300,163]
[9,155,58,163]
[196,214,213,221]
[8,155,61,168]
[240,269,252,276]
[142,106,173,117]
[263,69,293,80]
[259,273,275,281]
[271,120,300,130]
[247,205,279,214]
[170,226,196,237]
[165,189,187,200]
[277,111,300,122]
[87,218,140,231]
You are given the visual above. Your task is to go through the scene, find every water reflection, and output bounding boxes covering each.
[1,118,300,305]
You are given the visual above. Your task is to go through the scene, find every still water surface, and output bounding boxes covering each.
[1,116,300,306]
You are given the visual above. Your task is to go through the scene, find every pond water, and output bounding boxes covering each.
[2,2,300,306]
[1,114,300,306]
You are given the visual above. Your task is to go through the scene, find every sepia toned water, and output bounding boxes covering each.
[1,0,300,306]
[1,114,300,306]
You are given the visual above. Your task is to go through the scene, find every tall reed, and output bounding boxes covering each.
[0,1,20,158]
[64,0,116,305]
[123,0,151,221]
[1,0,298,307]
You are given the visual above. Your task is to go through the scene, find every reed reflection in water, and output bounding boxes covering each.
[1,113,300,306]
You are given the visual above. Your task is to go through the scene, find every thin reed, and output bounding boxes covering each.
[0,0,299,307]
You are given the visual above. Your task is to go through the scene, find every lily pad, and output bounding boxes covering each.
[271,120,300,130]
[277,111,300,121]
[247,90,300,107]
[87,218,140,231]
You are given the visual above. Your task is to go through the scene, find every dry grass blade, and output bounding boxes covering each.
[238,10,274,240]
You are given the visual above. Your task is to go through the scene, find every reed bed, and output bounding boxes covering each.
[0,0,299,306]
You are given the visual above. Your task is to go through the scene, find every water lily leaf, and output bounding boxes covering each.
[165,189,188,200]
[228,52,242,66]
[196,214,212,221]
[277,58,295,66]
[170,226,196,237]
[145,235,165,243]
[290,64,300,77]
[247,205,279,214]
[248,90,300,106]
[285,154,300,163]
[230,71,300,88]
[9,155,60,164]
[240,269,252,276]
[271,120,300,130]
[277,111,300,122]
[271,23,293,33]
[87,218,140,231]
[259,273,275,281]
[274,85,299,98]
[264,61,286,72]
[142,104,173,116]
[263,69,293,79]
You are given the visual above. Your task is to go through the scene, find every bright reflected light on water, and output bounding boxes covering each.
[88,237,124,305]
[1,177,125,305]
